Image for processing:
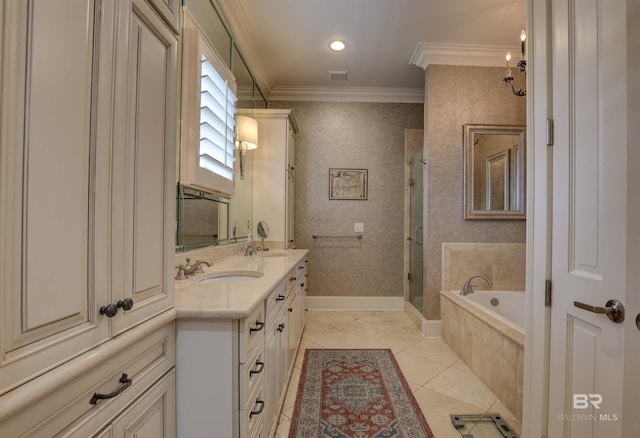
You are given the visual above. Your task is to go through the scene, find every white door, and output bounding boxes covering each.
[547,0,629,436]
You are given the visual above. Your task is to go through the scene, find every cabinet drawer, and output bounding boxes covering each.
[62,369,176,437]
[286,267,299,295]
[239,343,265,407]
[0,322,175,437]
[241,388,265,438]
[239,305,265,362]
[266,279,287,320]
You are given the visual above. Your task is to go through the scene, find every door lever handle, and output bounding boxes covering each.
[574,299,625,323]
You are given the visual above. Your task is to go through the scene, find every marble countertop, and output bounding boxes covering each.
[174,249,308,319]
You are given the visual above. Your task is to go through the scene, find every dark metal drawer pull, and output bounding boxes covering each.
[249,361,265,376]
[277,323,285,332]
[276,294,285,302]
[249,321,265,333]
[250,399,265,418]
[90,373,132,405]
[289,276,297,282]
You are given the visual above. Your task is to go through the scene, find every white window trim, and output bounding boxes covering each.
[180,10,237,196]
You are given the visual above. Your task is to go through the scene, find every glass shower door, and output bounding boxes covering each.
[408,149,424,312]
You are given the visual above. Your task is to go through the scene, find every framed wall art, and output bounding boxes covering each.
[329,168,368,200]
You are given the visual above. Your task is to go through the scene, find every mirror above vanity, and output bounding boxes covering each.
[463,124,526,220]
[176,0,267,252]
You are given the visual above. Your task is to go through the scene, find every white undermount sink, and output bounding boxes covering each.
[260,251,287,257]
[197,270,264,284]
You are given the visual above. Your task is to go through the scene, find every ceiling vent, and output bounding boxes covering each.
[329,70,348,81]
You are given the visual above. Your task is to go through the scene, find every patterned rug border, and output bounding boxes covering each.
[288,348,435,438]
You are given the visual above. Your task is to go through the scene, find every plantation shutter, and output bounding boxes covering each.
[199,53,237,182]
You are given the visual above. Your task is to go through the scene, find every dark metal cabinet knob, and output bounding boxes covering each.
[99,303,118,318]
[117,298,134,311]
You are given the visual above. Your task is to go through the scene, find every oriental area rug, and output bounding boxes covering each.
[288,349,435,438]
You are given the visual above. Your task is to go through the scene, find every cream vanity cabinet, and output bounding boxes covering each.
[240,109,298,249]
[264,260,307,438]
[263,276,294,437]
[176,305,267,438]
[0,319,176,437]
[176,255,307,438]
[0,0,178,406]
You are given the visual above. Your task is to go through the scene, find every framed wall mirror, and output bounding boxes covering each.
[463,124,526,220]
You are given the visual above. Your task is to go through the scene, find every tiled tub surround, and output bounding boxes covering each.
[440,291,524,421]
[440,243,526,421]
[441,243,526,293]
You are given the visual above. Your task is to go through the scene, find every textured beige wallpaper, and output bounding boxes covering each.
[424,65,527,320]
[269,101,424,298]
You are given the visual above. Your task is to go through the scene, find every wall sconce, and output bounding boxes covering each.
[503,30,527,97]
[236,115,258,178]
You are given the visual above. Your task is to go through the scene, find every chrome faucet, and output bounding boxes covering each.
[175,258,213,280]
[460,274,493,296]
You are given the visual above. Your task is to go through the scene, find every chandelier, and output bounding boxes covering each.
[503,30,527,97]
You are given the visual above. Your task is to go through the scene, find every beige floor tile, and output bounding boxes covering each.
[364,326,424,350]
[341,338,403,355]
[450,359,473,373]
[332,318,382,337]
[424,367,497,411]
[305,310,356,327]
[403,338,461,366]
[394,351,449,386]
[413,387,482,438]
[304,327,364,348]
[302,318,331,335]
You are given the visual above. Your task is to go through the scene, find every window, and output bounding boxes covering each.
[181,14,238,196]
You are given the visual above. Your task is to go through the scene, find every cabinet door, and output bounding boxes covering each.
[145,0,181,33]
[263,325,278,438]
[111,0,177,335]
[286,122,296,176]
[0,0,114,394]
[286,172,295,248]
[285,293,297,377]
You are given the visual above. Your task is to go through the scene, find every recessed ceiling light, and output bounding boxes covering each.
[329,40,346,51]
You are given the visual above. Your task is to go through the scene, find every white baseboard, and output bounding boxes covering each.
[403,301,442,338]
[306,296,405,311]
[422,319,442,338]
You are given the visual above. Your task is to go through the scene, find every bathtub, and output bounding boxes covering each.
[440,290,525,421]
[464,291,525,333]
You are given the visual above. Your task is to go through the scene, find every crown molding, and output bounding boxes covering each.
[267,86,425,103]
[410,42,521,70]
[212,0,273,96]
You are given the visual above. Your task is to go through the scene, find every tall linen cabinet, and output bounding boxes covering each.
[240,109,298,249]
[0,0,179,435]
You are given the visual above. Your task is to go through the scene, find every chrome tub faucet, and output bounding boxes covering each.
[460,274,493,296]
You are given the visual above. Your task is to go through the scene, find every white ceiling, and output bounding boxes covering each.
[218,0,526,101]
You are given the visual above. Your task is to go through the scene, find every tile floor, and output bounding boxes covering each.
[274,310,522,438]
